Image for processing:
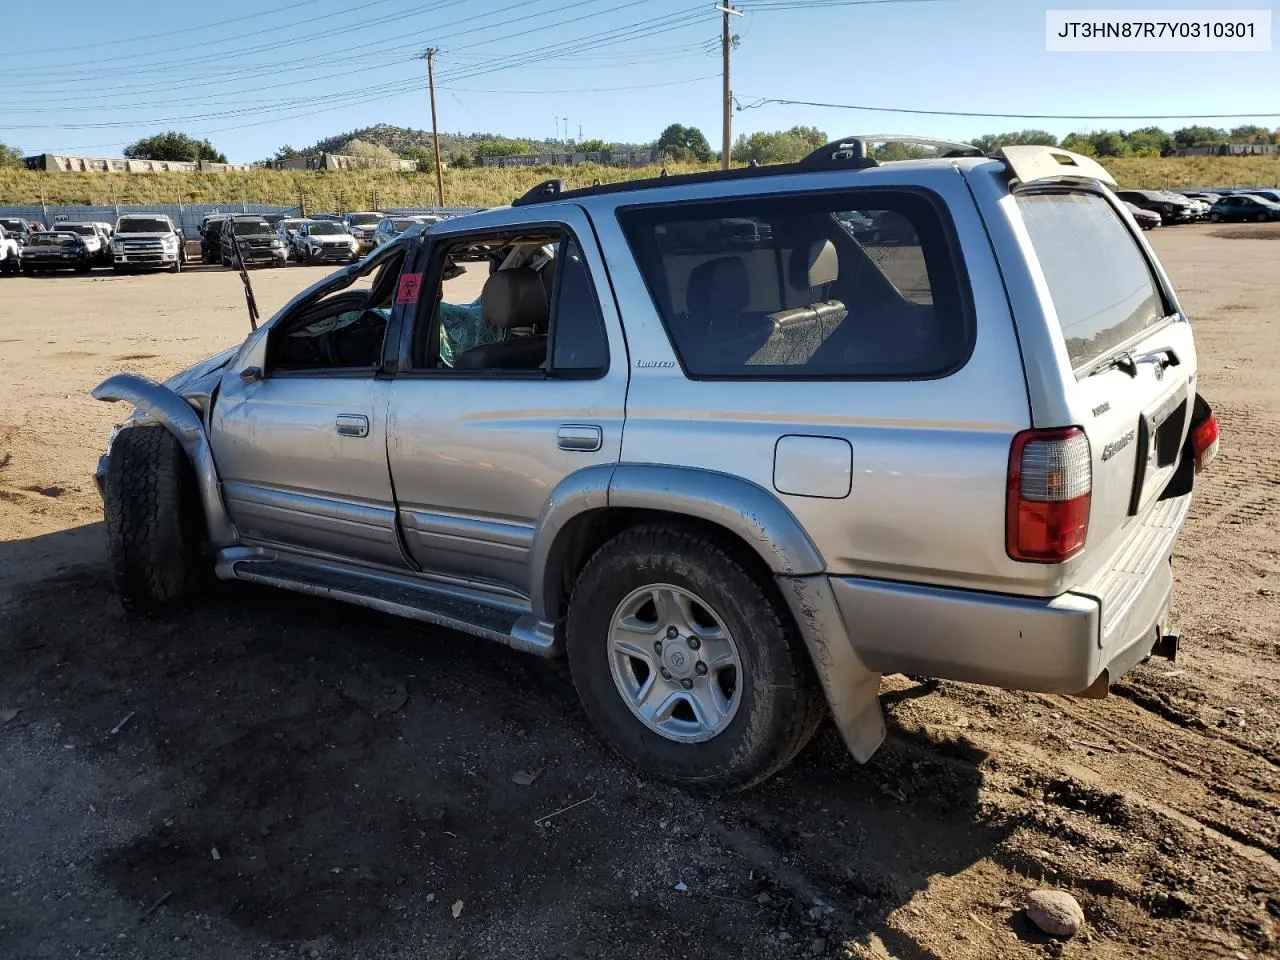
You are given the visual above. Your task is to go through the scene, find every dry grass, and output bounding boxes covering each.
[1209,222,1280,241]
[0,155,1277,209]
[0,162,711,210]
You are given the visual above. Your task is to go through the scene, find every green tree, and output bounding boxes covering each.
[785,125,827,150]
[472,137,533,159]
[1126,126,1173,157]
[969,130,1059,152]
[1227,124,1270,144]
[123,131,227,163]
[1172,125,1227,149]
[578,138,609,153]
[656,124,712,162]
[1060,134,1098,156]
[731,129,812,164]
[399,145,437,172]
[273,144,302,160]
[447,149,474,169]
[1088,131,1132,157]
[0,141,23,167]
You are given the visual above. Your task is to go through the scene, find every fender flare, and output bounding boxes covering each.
[529,462,826,621]
[92,373,238,547]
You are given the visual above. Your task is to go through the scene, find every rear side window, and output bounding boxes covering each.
[617,190,970,379]
[1016,191,1168,371]
[549,237,609,373]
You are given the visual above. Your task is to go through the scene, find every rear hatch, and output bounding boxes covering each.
[1015,188,1197,623]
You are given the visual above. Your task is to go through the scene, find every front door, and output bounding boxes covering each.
[386,208,628,596]
[210,248,408,567]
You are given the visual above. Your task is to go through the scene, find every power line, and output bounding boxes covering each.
[733,95,1280,120]
[443,75,718,94]
[0,0,462,78]
[7,0,332,57]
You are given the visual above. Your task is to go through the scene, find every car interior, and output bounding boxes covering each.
[267,251,405,372]
[416,230,561,372]
[625,196,964,378]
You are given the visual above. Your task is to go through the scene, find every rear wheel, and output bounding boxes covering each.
[103,426,208,615]
[1209,212,1222,223]
[566,523,824,791]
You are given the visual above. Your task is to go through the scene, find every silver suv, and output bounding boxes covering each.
[92,138,1219,790]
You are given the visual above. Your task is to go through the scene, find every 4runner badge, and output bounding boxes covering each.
[1101,429,1136,461]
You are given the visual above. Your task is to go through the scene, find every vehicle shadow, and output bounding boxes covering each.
[0,524,1010,959]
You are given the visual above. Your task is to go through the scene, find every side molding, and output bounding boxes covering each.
[528,463,615,621]
[608,464,826,575]
[529,462,827,622]
[92,373,238,547]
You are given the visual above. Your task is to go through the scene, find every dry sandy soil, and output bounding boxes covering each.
[0,231,1276,960]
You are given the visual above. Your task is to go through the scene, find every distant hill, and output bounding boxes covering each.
[303,123,647,158]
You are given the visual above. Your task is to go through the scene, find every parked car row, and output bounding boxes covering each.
[196,212,445,268]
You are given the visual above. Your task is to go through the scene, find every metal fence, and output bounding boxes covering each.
[0,203,484,237]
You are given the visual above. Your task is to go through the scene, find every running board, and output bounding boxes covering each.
[225,554,560,656]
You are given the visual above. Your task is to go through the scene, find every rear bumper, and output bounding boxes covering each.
[818,492,1191,695]
[828,573,1168,694]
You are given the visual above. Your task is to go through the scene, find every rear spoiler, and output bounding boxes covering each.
[995,145,1117,188]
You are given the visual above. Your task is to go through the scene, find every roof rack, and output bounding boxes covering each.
[515,178,567,205]
[509,134,983,207]
[801,135,983,164]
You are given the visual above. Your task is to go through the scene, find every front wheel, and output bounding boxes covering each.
[566,523,824,791]
[169,259,181,273]
[103,426,207,615]
[1209,212,1222,222]
[1256,213,1268,223]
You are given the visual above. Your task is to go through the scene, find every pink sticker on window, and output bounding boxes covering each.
[395,272,423,305]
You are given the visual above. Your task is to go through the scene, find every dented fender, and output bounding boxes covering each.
[92,373,238,547]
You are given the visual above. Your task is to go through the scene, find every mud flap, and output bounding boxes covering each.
[778,574,886,762]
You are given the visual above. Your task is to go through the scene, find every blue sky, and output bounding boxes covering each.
[2,0,1275,162]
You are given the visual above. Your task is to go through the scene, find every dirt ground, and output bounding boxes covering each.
[0,231,1276,960]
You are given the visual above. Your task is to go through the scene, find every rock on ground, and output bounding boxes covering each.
[1025,889,1085,938]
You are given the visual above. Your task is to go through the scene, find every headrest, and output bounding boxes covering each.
[686,256,749,318]
[790,239,838,290]
[482,267,549,330]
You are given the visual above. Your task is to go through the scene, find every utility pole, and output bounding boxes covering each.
[424,48,445,208]
[716,4,743,170]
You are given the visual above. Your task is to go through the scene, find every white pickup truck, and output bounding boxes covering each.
[0,225,19,274]
[112,213,186,273]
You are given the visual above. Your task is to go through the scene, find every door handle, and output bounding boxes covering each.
[335,414,370,438]
[557,424,602,452]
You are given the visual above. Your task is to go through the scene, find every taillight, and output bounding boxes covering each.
[1007,427,1092,563]
[1191,414,1219,473]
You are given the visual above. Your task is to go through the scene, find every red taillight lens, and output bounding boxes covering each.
[1191,414,1219,473]
[1007,427,1092,563]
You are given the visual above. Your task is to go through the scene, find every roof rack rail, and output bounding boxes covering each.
[515,178,566,205]
[802,135,983,166]
[508,134,985,207]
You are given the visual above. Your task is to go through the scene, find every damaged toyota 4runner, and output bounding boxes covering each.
[93,139,1220,790]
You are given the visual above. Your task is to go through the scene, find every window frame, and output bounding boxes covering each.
[391,220,610,382]
[1014,184,1179,379]
[262,243,409,381]
[615,184,977,383]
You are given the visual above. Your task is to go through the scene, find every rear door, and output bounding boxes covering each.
[1014,188,1197,585]
[384,205,627,596]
